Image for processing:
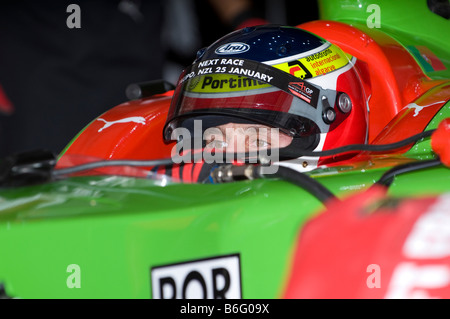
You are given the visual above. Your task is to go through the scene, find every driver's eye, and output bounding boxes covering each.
[248,137,270,150]
[205,139,228,149]
[254,139,269,148]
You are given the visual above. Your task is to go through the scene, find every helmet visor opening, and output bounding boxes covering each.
[165,72,321,139]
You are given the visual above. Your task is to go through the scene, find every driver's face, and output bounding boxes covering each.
[203,123,293,153]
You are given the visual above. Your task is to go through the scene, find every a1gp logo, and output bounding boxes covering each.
[151,254,242,299]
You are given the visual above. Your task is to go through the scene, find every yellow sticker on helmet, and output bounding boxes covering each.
[187,73,271,93]
[185,44,352,94]
[272,44,351,79]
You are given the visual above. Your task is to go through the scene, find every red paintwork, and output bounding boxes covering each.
[371,83,450,148]
[0,84,13,115]
[297,20,448,142]
[57,92,175,170]
[235,18,268,30]
[57,21,449,175]
[283,186,450,298]
[432,118,450,167]
[319,60,369,165]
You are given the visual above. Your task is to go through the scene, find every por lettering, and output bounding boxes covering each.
[158,268,231,299]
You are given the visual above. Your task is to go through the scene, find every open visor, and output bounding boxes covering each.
[164,58,342,146]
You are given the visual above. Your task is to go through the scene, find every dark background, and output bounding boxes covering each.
[0,0,319,157]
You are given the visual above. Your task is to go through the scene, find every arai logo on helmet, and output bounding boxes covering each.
[215,42,250,55]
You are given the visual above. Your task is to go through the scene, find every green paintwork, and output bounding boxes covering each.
[318,0,450,78]
[0,1,449,299]
[404,101,450,160]
[1,119,449,298]
[0,176,324,298]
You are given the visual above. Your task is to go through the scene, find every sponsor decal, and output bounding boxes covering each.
[96,116,146,132]
[287,60,313,80]
[288,82,314,104]
[273,44,350,78]
[188,74,269,93]
[215,42,250,55]
[151,254,242,299]
[180,57,320,108]
[404,101,447,117]
[304,47,335,62]
[385,194,450,298]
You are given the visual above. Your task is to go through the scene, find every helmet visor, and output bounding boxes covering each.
[164,57,340,145]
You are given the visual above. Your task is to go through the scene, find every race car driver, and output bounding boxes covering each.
[161,24,369,182]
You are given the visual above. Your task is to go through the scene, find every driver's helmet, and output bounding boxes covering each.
[163,25,368,170]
